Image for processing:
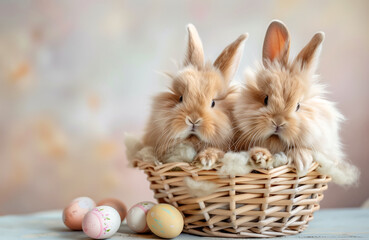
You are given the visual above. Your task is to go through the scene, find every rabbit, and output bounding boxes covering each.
[142,24,247,169]
[232,20,358,181]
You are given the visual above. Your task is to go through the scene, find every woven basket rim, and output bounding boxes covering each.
[132,158,320,176]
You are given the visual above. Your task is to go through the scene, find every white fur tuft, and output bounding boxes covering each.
[163,143,197,163]
[124,133,161,166]
[135,146,160,165]
[184,177,219,197]
[314,152,360,186]
[273,152,289,167]
[218,151,253,176]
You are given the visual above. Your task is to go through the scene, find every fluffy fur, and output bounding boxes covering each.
[233,20,359,184]
[124,133,144,166]
[162,142,197,163]
[218,150,288,176]
[314,152,359,186]
[218,151,252,176]
[135,146,159,164]
[124,133,160,166]
[125,134,197,166]
[184,177,219,198]
[143,24,247,168]
[273,152,289,168]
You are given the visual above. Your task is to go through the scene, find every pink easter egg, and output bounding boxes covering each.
[82,206,121,239]
[62,197,96,230]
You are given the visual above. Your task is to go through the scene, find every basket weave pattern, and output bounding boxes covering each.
[133,159,330,238]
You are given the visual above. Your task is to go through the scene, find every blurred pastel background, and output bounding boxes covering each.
[1,0,368,215]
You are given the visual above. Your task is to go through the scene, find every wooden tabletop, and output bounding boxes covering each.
[1,208,368,239]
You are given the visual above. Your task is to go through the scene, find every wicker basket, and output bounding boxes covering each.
[133,159,330,238]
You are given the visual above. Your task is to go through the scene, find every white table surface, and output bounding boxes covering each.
[0,208,368,239]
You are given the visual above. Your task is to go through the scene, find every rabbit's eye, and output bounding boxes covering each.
[179,96,183,102]
[211,100,215,108]
[296,103,300,111]
[264,96,268,106]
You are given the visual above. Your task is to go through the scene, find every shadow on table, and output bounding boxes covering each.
[48,227,76,232]
[116,224,161,239]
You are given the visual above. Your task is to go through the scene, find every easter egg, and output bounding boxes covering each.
[62,197,96,230]
[82,206,121,239]
[97,198,127,222]
[147,204,184,238]
[126,201,156,233]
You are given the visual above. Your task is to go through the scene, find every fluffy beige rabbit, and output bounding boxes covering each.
[143,24,247,169]
[233,20,358,183]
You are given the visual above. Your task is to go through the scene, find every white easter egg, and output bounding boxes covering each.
[82,206,121,239]
[126,201,156,233]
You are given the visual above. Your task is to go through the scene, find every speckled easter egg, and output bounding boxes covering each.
[126,201,156,233]
[82,206,121,239]
[147,204,184,238]
[62,197,96,230]
[97,198,127,222]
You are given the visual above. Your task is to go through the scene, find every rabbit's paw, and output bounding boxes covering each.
[193,148,224,170]
[249,147,274,169]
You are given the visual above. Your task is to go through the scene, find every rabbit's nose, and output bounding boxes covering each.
[186,116,202,127]
[271,120,287,132]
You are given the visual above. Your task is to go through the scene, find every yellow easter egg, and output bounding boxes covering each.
[146,204,184,238]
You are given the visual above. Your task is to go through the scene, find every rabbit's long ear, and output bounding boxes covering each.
[262,20,290,67]
[184,24,204,69]
[293,32,324,74]
[214,33,248,83]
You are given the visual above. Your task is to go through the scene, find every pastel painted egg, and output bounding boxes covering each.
[62,197,96,230]
[126,201,156,233]
[82,206,121,239]
[97,198,127,222]
[147,204,184,239]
